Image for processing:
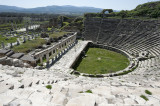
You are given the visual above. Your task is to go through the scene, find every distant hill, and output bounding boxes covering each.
[0,5,25,12]
[0,5,103,15]
[133,1,160,18]
[84,1,160,18]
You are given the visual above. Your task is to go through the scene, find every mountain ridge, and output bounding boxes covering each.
[0,5,103,15]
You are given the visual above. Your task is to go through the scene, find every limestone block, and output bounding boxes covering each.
[51,92,67,105]
[0,95,16,105]
[0,83,13,93]
[110,98,124,104]
[67,84,83,93]
[66,94,96,106]
[91,86,112,97]
[98,101,110,106]
[21,78,34,87]
[124,98,137,104]
[134,96,146,104]
[94,94,108,105]
[146,96,160,105]
[111,86,127,95]
[29,92,52,106]
[9,99,32,106]
[0,102,2,106]
[50,84,62,94]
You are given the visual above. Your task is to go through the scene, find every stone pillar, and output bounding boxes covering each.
[1,42,5,49]
[40,57,43,64]
[61,44,63,54]
[62,44,64,54]
[46,53,49,62]
[60,45,62,55]
[51,49,54,55]
[56,48,59,58]
[46,61,49,68]
[10,43,13,48]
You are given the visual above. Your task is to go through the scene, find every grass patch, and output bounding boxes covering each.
[79,91,83,93]
[117,63,138,76]
[46,85,52,89]
[47,27,52,31]
[49,31,68,38]
[74,48,129,74]
[61,22,70,30]
[85,90,92,93]
[140,95,149,101]
[12,38,46,53]
[0,23,24,31]
[145,90,152,95]
[79,90,92,93]
[0,35,17,47]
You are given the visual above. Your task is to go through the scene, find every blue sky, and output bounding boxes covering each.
[0,0,159,10]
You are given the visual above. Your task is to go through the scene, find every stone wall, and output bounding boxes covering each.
[84,17,160,56]
[89,43,130,58]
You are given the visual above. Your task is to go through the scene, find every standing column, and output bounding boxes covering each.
[56,48,59,59]
[46,53,49,62]
[1,42,5,49]
[40,57,43,64]
[51,49,54,55]
[10,43,13,48]
[62,44,65,54]
[58,46,61,56]
[46,53,50,68]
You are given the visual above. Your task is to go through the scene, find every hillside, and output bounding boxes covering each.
[133,1,160,18]
[84,1,160,18]
[0,5,102,15]
[114,1,160,18]
[0,5,25,12]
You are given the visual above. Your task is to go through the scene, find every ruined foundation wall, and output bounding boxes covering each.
[84,18,160,54]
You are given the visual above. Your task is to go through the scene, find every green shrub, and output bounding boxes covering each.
[46,85,52,89]
[12,38,46,53]
[145,90,152,95]
[85,90,92,93]
[140,95,149,101]
[84,1,160,19]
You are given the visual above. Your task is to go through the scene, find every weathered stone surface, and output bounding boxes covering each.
[66,94,96,106]
[51,92,67,105]
[0,41,160,106]
[91,86,113,98]
[0,95,16,105]
[28,92,52,106]
[124,98,137,104]
[9,99,32,106]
